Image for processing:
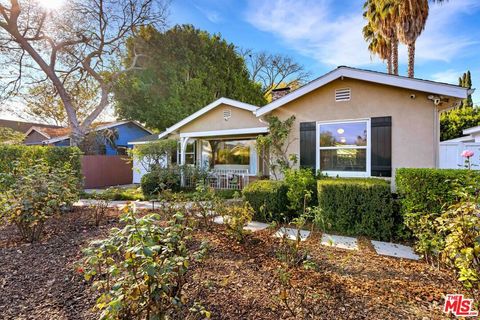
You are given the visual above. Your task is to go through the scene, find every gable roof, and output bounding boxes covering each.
[255,66,472,117]
[0,119,61,133]
[156,97,258,139]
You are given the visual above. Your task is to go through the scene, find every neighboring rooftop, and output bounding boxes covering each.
[0,119,61,133]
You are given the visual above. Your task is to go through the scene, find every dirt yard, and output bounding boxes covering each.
[0,208,467,319]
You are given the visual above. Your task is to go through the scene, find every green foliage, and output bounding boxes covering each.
[0,159,80,242]
[276,212,310,268]
[0,127,25,145]
[316,178,395,240]
[115,24,266,131]
[242,180,289,222]
[141,166,182,196]
[0,145,82,191]
[458,70,473,108]
[440,106,480,141]
[396,168,479,259]
[284,168,317,213]
[256,115,297,179]
[80,206,209,319]
[192,183,218,229]
[82,186,145,201]
[221,202,254,242]
[87,193,112,227]
[130,139,177,171]
[437,190,480,291]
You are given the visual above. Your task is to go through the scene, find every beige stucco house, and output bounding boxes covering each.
[129,66,471,187]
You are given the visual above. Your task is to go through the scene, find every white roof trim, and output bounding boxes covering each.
[180,127,268,138]
[463,125,480,135]
[42,120,152,144]
[256,66,469,117]
[158,97,259,139]
[440,136,474,144]
[25,127,51,139]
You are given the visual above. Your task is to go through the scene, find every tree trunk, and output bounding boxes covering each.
[392,36,399,76]
[387,56,392,74]
[408,42,415,78]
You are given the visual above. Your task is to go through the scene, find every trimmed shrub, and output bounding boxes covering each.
[316,178,395,240]
[0,145,82,191]
[284,168,317,213]
[242,180,289,221]
[395,168,479,258]
[141,167,182,196]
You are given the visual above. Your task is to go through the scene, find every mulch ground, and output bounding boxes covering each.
[0,208,467,319]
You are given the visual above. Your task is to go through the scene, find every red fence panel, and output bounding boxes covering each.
[81,155,132,189]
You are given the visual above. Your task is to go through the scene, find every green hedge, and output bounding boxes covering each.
[317,178,395,240]
[395,168,479,256]
[141,168,182,196]
[0,145,82,191]
[242,180,289,221]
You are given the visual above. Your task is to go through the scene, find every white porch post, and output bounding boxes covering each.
[180,137,189,186]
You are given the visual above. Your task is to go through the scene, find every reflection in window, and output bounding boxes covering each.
[201,139,255,171]
[319,121,368,173]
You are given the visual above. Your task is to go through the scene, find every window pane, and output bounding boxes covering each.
[212,140,253,165]
[185,154,195,165]
[320,149,366,172]
[186,141,195,153]
[320,122,367,147]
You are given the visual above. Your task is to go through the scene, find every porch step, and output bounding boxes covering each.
[321,233,358,250]
[273,227,310,241]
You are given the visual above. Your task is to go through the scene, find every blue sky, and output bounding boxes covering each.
[169,0,480,102]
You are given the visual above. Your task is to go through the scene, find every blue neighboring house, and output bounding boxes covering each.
[24,120,152,155]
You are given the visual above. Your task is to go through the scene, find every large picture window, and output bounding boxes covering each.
[200,139,256,174]
[318,120,369,176]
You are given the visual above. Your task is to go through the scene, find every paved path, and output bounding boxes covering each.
[75,199,420,260]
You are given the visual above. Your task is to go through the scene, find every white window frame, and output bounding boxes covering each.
[316,118,371,177]
[178,140,196,166]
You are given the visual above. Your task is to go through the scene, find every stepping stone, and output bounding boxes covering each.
[243,221,269,232]
[273,227,310,241]
[321,234,358,250]
[371,240,420,260]
[213,216,225,224]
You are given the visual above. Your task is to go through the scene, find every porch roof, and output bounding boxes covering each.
[180,127,268,138]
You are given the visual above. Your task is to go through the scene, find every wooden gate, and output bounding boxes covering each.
[81,155,132,189]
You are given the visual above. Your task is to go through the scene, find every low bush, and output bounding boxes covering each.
[0,145,82,191]
[284,168,317,214]
[242,180,289,221]
[221,202,254,242]
[396,168,479,259]
[0,159,80,242]
[141,167,182,196]
[316,178,395,241]
[80,206,210,319]
[82,186,145,201]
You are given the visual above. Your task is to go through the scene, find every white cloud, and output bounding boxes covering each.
[244,0,479,67]
[431,69,462,84]
[194,5,222,23]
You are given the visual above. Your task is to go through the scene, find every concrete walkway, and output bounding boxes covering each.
[75,199,420,260]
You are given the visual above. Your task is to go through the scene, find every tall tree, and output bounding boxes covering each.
[459,70,473,108]
[114,25,267,131]
[396,0,429,78]
[0,0,168,145]
[240,49,311,97]
[363,18,392,73]
[12,79,98,126]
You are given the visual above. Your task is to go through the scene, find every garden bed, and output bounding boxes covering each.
[0,208,467,319]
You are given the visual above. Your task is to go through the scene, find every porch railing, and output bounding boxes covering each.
[184,168,249,190]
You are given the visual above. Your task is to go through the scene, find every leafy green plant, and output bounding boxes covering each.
[437,186,480,295]
[0,159,80,242]
[316,178,395,240]
[192,183,218,229]
[284,168,317,215]
[221,202,254,242]
[396,168,479,260]
[80,205,210,319]
[242,180,289,222]
[141,166,182,195]
[276,212,311,268]
[129,139,178,171]
[256,115,297,179]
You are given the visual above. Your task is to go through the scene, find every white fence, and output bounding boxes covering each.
[184,168,249,190]
[439,142,480,169]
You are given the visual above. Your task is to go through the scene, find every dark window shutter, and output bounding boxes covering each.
[371,116,392,177]
[300,122,316,170]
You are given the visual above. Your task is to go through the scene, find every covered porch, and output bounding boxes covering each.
[178,127,269,189]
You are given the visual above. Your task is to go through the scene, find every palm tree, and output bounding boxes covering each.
[363,21,392,73]
[396,0,429,78]
[363,0,399,75]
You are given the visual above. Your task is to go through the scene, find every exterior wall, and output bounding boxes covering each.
[24,131,48,145]
[269,78,447,175]
[107,122,151,155]
[178,103,263,133]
